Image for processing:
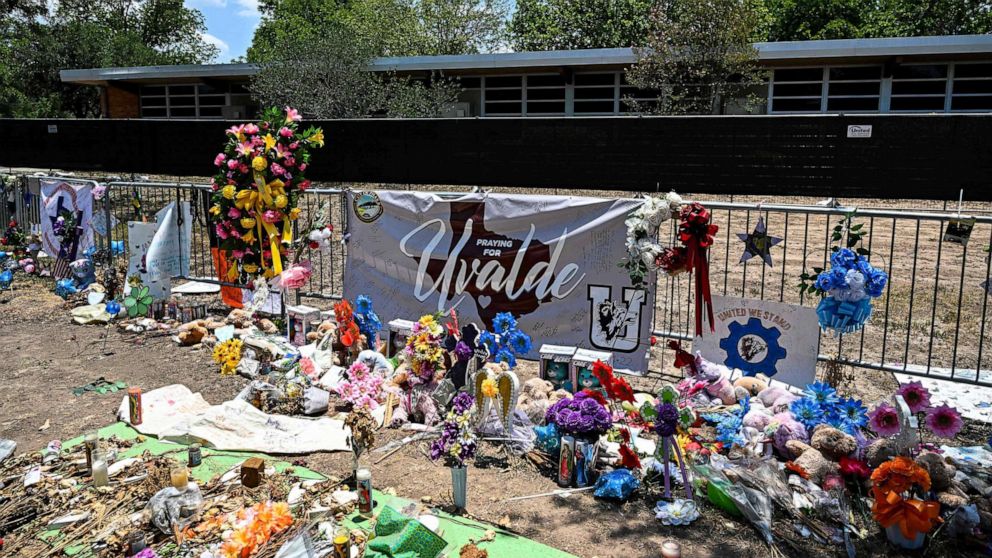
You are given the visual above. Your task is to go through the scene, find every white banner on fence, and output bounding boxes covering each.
[693,296,819,389]
[127,222,170,300]
[39,179,94,260]
[344,191,654,368]
[148,201,192,278]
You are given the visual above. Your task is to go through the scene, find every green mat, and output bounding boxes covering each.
[49,422,576,558]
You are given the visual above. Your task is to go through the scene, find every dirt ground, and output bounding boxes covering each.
[1,276,991,558]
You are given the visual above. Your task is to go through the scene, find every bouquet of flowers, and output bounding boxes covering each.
[621,192,683,287]
[403,314,446,386]
[209,106,324,281]
[477,312,532,367]
[218,501,294,558]
[334,299,362,348]
[430,392,478,467]
[812,247,888,335]
[868,382,963,440]
[212,339,243,375]
[1,219,26,252]
[787,381,869,436]
[336,361,385,410]
[545,390,613,441]
[870,457,940,546]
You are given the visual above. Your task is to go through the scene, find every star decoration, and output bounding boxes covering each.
[737,217,782,267]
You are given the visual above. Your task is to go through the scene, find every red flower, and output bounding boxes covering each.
[609,376,636,403]
[620,428,631,443]
[580,389,608,407]
[839,456,871,478]
[618,443,641,470]
[308,241,320,250]
[650,336,657,346]
[591,360,615,390]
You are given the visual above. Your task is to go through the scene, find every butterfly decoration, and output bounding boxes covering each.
[124,284,153,317]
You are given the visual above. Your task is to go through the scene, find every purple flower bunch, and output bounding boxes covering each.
[454,340,474,362]
[545,391,612,439]
[654,402,679,437]
[430,392,477,467]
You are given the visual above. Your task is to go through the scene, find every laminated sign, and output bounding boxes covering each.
[344,191,655,368]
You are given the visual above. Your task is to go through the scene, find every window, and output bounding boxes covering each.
[483,76,522,116]
[770,68,823,113]
[890,64,947,111]
[826,66,881,111]
[139,83,233,119]
[574,72,618,114]
[952,63,992,111]
[525,74,566,115]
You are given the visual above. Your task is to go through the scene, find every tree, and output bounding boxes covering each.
[415,0,510,55]
[765,0,872,41]
[625,0,769,115]
[510,0,656,51]
[249,22,461,119]
[868,0,992,37]
[0,0,218,118]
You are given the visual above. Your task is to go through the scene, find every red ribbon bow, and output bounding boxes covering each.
[677,203,718,335]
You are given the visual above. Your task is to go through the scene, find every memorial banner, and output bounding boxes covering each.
[344,191,654,368]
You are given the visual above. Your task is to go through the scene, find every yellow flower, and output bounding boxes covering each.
[263,133,277,153]
[242,229,256,244]
[221,185,237,200]
[481,378,498,398]
[274,194,288,209]
[267,178,285,193]
[243,263,259,274]
[289,207,301,220]
[252,156,267,172]
[308,129,324,147]
[240,217,256,229]
[209,204,221,216]
[263,268,275,279]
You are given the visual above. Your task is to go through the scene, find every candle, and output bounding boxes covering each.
[332,526,349,558]
[660,540,681,558]
[91,454,109,487]
[171,467,189,491]
[84,433,98,473]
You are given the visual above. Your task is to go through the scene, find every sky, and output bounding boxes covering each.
[185,0,517,63]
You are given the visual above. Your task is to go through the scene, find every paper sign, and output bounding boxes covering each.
[90,211,118,237]
[693,296,819,389]
[127,222,170,300]
[847,125,872,138]
[147,202,192,278]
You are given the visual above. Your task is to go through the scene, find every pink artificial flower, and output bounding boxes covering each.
[262,210,282,224]
[300,357,317,379]
[279,126,293,138]
[215,223,229,240]
[868,402,900,437]
[273,261,311,291]
[227,159,239,170]
[298,179,311,191]
[225,124,244,136]
[252,136,264,147]
[227,207,241,219]
[229,228,241,239]
[925,404,963,438]
[275,144,290,159]
[298,163,307,172]
[232,249,245,259]
[896,381,932,414]
[270,163,286,176]
[214,153,226,166]
[236,142,253,157]
[285,107,302,122]
[243,123,259,135]
[283,157,295,168]
[211,182,220,191]
[238,164,249,174]
[289,142,299,149]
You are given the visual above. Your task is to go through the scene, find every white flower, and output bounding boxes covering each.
[665,191,683,209]
[845,269,865,292]
[655,498,700,525]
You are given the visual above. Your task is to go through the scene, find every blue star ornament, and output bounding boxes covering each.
[737,217,783,267]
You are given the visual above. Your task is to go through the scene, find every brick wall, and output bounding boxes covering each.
[105,85,139,118]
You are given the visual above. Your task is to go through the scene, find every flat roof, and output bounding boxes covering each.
[60,34,992,85]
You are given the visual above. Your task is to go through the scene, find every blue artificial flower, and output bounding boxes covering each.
[703,397,750,448]
[815,272,834,291]
[829,268,849,289]
[790,398,824,430]
[492,312,517,334]
[478,330,497,354]
[355,294,373,315]
[508,330,532,355]
[837,397,868,430]
[865,269,888,297]
[830,248,857,270]
[495,348,517,368]
[802,381,840,407]
[106,299,122,317]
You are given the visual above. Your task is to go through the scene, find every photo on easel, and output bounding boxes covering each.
[944,217,976,246]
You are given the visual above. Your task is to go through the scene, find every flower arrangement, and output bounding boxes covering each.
[868,382,963,440]
[212,339,243,375]
[545,390,613,441]
[654,498,700,526]
[335,361,384,410]
[590,360,639,468]
[209,106,324,281]
[812,248,888,335]
[1,219,26,253]
[334,300,362,349]
[354,295,382,345]
[430,392,477,467]
[870,457,940,545]
[403,314,446,386]
[621,192,683,286]
[477,312,532,367]
[218,501,294,558]
[788,381,868,436]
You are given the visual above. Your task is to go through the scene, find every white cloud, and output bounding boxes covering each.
[234,0,261,18]
[201,32,230,60]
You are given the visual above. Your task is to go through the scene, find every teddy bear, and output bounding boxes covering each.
[865,437,901,468]
[756,386,800,414]
[386,360,442,427]
[916,452,970,509]
[810,425,857,461]
[785,439,839,484]
[307,320,337,345]
[226,308,253,329]
[517,378,555,425]
[693,354,738,405]
[177,324,208,346]
[734,377,767,397]
[771,412,809,456]
[258,318,279,334]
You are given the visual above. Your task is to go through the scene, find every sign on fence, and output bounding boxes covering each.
[693,296,819,389]
[344,191,655,368]
[40,179,94,261]
[126,201,192,300]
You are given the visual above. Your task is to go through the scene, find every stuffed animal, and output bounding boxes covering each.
[785,440,839,484]
[258,318,279,334]
[517,378,555,425]
[693,353,737,405]
[356,349,394,376]
[177,325,207,346]
[18,258,35,274]
[810,425,857,461]
[226,309,252,329]
[545,361,573,392]
[576,366,602,392]
[734,377,767,397]
[69,258,96,290]
[865,437,900,468]
[771,412,809,456]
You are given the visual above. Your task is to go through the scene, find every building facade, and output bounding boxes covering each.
[60,35,992,119]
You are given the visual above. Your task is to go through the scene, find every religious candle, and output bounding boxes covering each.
[170,467,188,491]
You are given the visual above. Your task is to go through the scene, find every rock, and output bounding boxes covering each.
[810,425,857,461]
[203,318,226,330]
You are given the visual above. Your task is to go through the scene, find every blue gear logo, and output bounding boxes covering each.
[719,317,787,377]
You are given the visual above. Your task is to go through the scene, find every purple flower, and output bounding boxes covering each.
[454,341,473,362]
[654,402,679,437]
[453,392,475,414]
[896,381,931,414]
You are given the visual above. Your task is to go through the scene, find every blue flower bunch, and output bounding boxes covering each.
[353,294,382,341]
[814,248,888,302]
[702,397,750,448]
[789,381,868,435]
[478,312,532,368]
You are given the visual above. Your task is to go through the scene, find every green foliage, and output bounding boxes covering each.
[0,0,218,118]
[510,0,656,50]
[625,0,769,115]
[797,210,871,297]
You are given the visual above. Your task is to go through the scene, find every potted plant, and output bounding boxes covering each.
[429,392,477,509]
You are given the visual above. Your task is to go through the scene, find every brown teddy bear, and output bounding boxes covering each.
[517,378,554,425]
[177,325,207,346]
[810,425,857,461]
[226,309,252,329]
[785,439,839,484]
[733,377,767,397]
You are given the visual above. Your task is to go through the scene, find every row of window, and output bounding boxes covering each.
[139,83,252,119]
[770,62,992,113]
[459,72,657,116]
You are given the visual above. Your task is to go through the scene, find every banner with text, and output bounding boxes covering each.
[344,191,653,368]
